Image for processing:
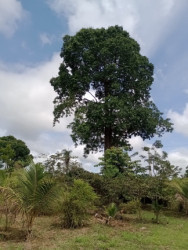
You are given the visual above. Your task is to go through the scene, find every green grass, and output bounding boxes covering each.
[0,211,188,249]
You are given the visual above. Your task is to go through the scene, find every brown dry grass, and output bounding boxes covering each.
[0,214,134,249]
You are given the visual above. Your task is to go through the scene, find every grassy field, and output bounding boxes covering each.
[0,211,188,249]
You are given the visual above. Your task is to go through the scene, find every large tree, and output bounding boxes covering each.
[0,135,33,170]
[50,26,172,154]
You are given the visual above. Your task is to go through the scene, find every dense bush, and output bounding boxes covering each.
[60,179,98,228]
[119,200,140,214]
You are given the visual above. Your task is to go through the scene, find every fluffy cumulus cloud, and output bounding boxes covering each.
[47,0,138,34]
[168,149,188,171]
[168,104,188,137]
[46,0,186,56]
[0,0,26,37]
[0,53,66,147]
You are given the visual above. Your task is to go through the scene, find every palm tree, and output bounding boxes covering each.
[0,163,57,235]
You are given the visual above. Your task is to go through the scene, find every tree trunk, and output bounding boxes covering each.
[104,127,112,151]
[104,81,112,152]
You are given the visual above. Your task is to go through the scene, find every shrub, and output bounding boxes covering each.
[60,179,98,228]
[120,200,140,214]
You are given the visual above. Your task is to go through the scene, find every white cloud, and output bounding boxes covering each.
[162,0,175,15]
[47,0,186,56]
[0,53,64,142]
[0,0,27,37]
[0,128,7,137]
[168,104,188,137]
[71,145,102,172]
[40,33,54,45]
[168,150,188,171]
[47,0,138,35]
[128,136,149,151]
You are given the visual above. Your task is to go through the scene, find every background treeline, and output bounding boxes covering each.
[0,135,188,239]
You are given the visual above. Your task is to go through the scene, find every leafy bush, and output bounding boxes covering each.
[119,200,141,214]
[60,179,98,228]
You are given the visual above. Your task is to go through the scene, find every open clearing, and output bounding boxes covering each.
[0,211,187,249]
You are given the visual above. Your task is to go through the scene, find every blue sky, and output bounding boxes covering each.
[1,0,188,171]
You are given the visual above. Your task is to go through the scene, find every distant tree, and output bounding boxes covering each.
[44,149,79,175]
[62,149,76,174]
[50,25,173,155]
[140,140,181,178]
[140,141,180,223]
[0,136,33,170]
[0,144,15,170]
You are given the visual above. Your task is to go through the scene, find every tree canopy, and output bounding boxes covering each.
[0,135,33,170]
[50,25,173,154]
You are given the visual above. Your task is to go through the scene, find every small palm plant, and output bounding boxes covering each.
[106,202,118,225]
[1,163,57,235]
[0,170,19,230]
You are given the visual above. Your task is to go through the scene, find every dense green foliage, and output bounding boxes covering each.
[0,135,33,170]
[51,26,172,154]
[97,147,144,178]
[59,179,97,228]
